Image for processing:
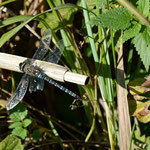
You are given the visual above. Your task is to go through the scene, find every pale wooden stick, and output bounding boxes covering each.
[117,32,132,150]
[0,53,89,85]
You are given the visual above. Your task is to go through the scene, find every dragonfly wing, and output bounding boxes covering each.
[45,40,64,63]
[29,29,51,92]
[6,74,30,110]
[29,76,44,93]
[30,40,64,92]
[32,29,51,60]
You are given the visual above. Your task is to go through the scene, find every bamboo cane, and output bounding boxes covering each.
[0,53,89,85]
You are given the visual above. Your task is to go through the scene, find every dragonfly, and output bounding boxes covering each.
[6,29,82,110]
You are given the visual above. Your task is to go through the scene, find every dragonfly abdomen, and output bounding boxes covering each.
[43,76,81,100]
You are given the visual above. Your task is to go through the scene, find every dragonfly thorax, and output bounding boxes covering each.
[19,61,44,79]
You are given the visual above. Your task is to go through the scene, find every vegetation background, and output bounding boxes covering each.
[0,0,150,149]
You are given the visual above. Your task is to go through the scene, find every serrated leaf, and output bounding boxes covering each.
[12,127,27,139]
[137,0,149,17]
[133,29,150,71]
[9,103,28,122]
[123,22,141,43]
[0,134,23,150]
[9,122,22,129]
[91,8,132,30]
[22,119,32,128]
[115,21,141,50]
[38,7,77,31]
[143,27,150,45]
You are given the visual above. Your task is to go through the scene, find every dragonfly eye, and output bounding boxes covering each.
[19,62,26,72]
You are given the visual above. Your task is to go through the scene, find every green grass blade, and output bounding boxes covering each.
[48,118,65,150]
[129,121,136,150]
[81,0,108,101]
[0,0,16,7]
[0,15,33,28]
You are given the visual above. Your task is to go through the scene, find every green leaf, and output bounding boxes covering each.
[134,130,150,143]
[0,15,33,28]
[137,111,150,123]
[91,8,132,30]
[12,127,27,139]
[0,134,23,150]
[128,78,148,95]
[9,122,22,129]
[147,143,150,149]
[143,27,150,45]
[9,103,28,122]
[133,28,150,71]
[115,21,141,50]
[129,99,150,120]
[32,130,42,140]
[137,0,149,17]
[38,7,77,31]
[22,119,32,128]
[123,21,141,43]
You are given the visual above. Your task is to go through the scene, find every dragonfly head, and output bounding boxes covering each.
[19,62,26,72]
